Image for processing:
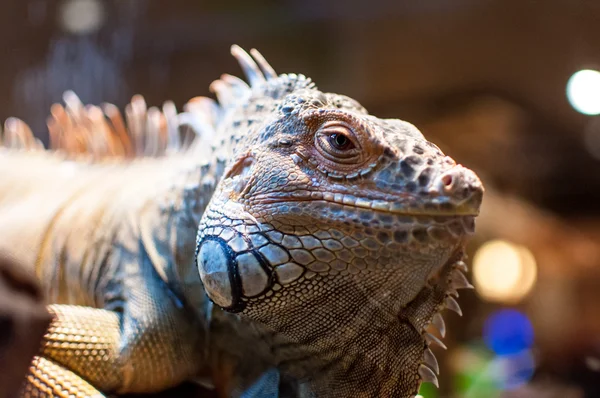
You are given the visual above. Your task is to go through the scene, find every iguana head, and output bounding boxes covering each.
[196,46,484,396]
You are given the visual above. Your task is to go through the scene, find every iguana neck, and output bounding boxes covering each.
[137,152,225,316]
[135,153,288,393]
[265,250,462,398]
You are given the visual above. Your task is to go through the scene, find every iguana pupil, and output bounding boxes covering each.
[330,132,351,149]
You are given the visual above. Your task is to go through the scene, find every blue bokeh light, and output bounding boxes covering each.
[483,309,534,356]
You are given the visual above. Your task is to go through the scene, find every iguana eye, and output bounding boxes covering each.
[328,132,354,150]
[315,122,361,163]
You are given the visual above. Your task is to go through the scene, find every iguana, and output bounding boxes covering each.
[0,45,483,397]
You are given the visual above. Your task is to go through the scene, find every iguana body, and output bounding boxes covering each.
[2,118,213,395]
[1,46,483,397]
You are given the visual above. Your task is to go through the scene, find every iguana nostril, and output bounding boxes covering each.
[441,174,453,188]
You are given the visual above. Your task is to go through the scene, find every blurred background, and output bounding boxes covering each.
[2,0,600,397]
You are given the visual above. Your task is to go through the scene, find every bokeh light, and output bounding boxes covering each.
[58,0,105,35]
[451,344,501,398]
[417,382,438,398]
[472,240,537,303]
[566,69,600,115]
[483,309,534,356]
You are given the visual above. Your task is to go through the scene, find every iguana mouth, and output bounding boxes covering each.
[255,194,480,218]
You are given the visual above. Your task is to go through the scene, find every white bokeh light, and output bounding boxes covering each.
[59,0,105,35]
[566,69,600,115]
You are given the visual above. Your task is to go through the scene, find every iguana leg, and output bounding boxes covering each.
[37,305,122,392]
[22,356,104,397]
[20,305,121,396]
[25,300,203,396]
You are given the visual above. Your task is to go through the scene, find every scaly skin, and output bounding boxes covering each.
[1,46,483,397]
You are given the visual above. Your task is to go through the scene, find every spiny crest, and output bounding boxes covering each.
[415,257,474,389]
[0,45,307,161]
[0,118,44,151]
[227,47,367,120]
[0,91,218,161]
[210,45,317,111]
